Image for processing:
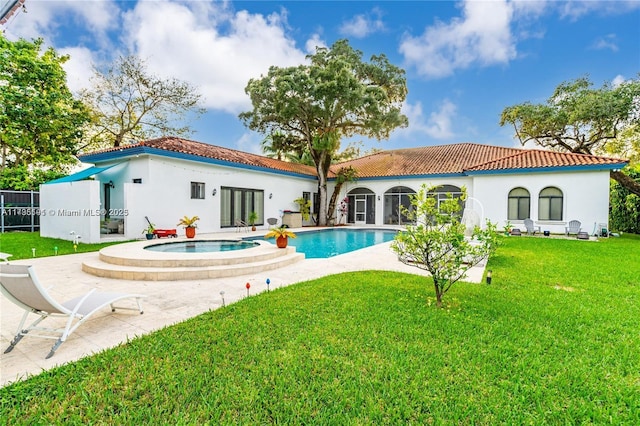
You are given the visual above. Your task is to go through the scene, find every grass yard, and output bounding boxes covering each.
[0,232,127,260]
[1,234,639,423]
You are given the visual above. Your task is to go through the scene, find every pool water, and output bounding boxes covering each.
[250,228,398,258]
[145,240,258,253]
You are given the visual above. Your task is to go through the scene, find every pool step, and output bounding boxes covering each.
[82,249,305,281]
[82,240,305,281]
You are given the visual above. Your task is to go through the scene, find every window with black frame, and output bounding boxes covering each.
[191,182,205,199]
[220,187,264,227]
[508,187,530,220]
[538,187,563,221]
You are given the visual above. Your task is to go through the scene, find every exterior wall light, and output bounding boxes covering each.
[269,193,273,199]
[212,188,217,196]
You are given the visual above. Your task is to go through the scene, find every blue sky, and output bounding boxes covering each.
[2,0,639,155]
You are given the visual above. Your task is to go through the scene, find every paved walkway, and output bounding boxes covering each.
[1,231,485,386]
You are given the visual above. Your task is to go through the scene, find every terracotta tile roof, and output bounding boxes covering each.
[333,143,520,177]
[334,143,626,177]
[79,136,319,177]
[465,149,626,172]
[80,138,627,179]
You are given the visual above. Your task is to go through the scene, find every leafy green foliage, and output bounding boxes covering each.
[0,165,65,190]
[391,185,498,307]
[610,165,640,233]
[0,35,90,186]
[79,56,205,149]
[1,235,640,423]
[500,75,640,195]
[240,39,408,225]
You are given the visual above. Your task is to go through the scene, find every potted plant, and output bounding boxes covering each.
[248,211,258,231]
[264,226,297,248]
[294,197,312,221]
[503,220,513,236]
[142,223,155,240]
[177,215,199,238]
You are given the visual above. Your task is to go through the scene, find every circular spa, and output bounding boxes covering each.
[81,238,304,281]
[144,240,258,253]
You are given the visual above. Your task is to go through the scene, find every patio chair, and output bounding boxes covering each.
[0,264,145,359]
[523,218,540,235]
[565,220,582,236]
[266,217,278,226]
[235,219,249,232]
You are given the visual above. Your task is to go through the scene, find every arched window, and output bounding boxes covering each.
[508,187,530,220]
[383,186,416,225]
[346,188,376,224]
[538,187,563,221]
[427,185,465,215]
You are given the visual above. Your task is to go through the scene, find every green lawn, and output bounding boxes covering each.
[0,232,128,260]
[1,235,639,423]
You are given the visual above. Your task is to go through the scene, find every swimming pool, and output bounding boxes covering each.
[249,228,398,258]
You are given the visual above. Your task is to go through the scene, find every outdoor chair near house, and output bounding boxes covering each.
[0,264,145,359]
[565,220,582,236]
[235,219,249,232]
[524,218,540,235]
[267,217,278,227]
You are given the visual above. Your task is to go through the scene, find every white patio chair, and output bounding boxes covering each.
[565,220,581,236]
[235,219,249,232]
[0,264,145,359]
[524,218,540,235]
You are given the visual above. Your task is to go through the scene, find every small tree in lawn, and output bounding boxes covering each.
[391,185,498,308]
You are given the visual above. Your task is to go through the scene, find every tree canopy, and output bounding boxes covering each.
[80,55,205,149]
[500,76,640,195]
[240,39,408,226]
[0,35,90,188]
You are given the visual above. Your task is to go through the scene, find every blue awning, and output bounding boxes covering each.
[45,164,119,184]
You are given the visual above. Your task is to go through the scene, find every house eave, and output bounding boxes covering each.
[79,146,318,181]
[464,163,628,176]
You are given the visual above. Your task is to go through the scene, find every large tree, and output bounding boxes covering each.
[80,55,205,149]
[240,39,408,226]
[0,35,90,184]
[500,76,640,196]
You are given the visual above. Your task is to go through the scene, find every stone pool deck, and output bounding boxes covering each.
[1,229,486,386]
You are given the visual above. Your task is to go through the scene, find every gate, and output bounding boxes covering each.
[0,190,40,232]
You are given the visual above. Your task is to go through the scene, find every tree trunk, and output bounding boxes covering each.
[327,181,345,222]
[317,167,328,226]
[611,170,640,197]
[433,279,443,308]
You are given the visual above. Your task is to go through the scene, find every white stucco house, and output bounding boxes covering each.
[39,137,627,243]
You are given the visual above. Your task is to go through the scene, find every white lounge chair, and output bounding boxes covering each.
[565,220,581,236]
[524,218,540,235]
[0,264,145,359]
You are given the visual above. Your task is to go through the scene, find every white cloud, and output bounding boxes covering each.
[3,0,119,48]
[400,0,516,78]
[591,34,619,52]
[400,99,457,140]
[611,75,626,87]
[59,46,98,95]
[558,0,640,20]
[235,132,263,155]
[339,8,385,39]
[121,1,307,113]
[305,33,327,54]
